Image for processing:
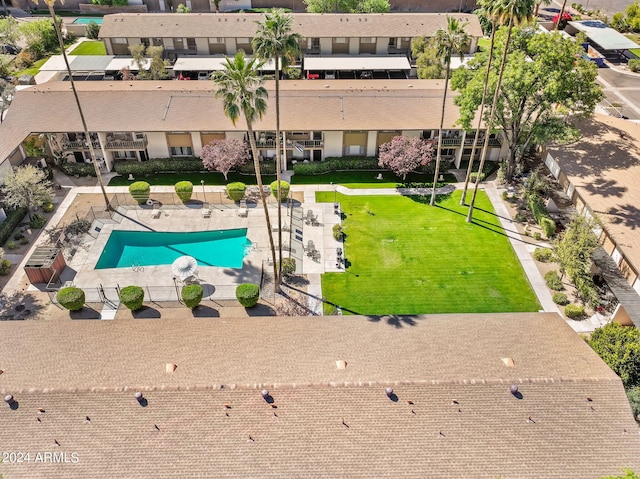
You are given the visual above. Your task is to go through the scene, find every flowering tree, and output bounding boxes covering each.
[378,136,434,180]
[200,139,250,180]
[553,11,572,29]
[1,164,53,219]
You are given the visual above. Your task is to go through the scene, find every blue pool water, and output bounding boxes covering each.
[95,229,251,269]
[72,17,104,24]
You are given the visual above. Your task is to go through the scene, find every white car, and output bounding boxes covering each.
[197,71,210,80]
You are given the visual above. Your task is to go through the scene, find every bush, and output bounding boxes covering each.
[540,216,556,238]
[564,303,585,319]
[86,21,100,39]
[128,181,150,204]
[119,285,145,311]
[545,270,564,291]
[270,180,290,201]
[174,181,193,202]
[292,157,380,175]
[0,207,28,246]
[42,202,54,213]
[29,213,47,229]
[280,257,296,276]
[226,182,246,202]
[114,158,204,176]
[627,386,640,421]
[533,247,553,262]
[57,286,85,311]
[236,158,276,175]
[13,233,24,241]
[19,238,29,245]
[236,283,260,307]
[181,284,203,309]
[552,292,569,305]
[501,191,508,200]
[0,259,11,275]
[5,241,16,250]
[515,212,527,223]
[60,161,97,177]
[13,50,34,70]
[628,59,640,73]
[333,224,345,241]
[528,194,556,237]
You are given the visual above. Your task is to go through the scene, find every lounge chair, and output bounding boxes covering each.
[238,200,248,217]
[151,209,162,219]
[201,207,211,218]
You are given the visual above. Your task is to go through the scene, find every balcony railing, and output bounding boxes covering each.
[62,140,101,151]
[428,137,502,148]
[104,139,148,150]
[258,139,323,149]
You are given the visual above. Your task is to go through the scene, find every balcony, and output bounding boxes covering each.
[104,138,148,150]
[62,140,101,151]
[257,138,324,149]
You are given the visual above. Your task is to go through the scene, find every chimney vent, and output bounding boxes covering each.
[261,389,269,398]
[510,385,518,395]
[385,387,393,397]
[4,395,14,406]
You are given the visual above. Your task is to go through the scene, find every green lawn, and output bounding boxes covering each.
[319,190,540,315]
[69,41,107,56]
[625,34,640,58]
[15,57,48,77]
[477,37,491,52]
[108,172,276,186]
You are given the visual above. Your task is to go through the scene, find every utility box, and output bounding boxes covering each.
[24,247,66,284]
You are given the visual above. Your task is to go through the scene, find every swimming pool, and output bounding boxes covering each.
[95,229,251,269]
[72,17,104,25]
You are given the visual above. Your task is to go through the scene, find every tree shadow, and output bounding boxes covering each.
[583,177,628,198]
[0,291,48,320]
[192,305,220,317]
[366,314,422,328]
[598,203,640,231]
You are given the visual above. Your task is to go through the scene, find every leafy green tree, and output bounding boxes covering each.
[213,52,278,285]
[358,0,390,12]
[253,9,300,291]
[176,3,191,12]
[0,165,53,219]
[588,322,640,389]
[602,470,640,479]
[303,0,389,13]
[411,36,444,79]
[19,18,58,58]
[0,16,20,46]
[130,44,170,80]
[0,78,14,124]
[429,16,470,206]
[626,387,640,421]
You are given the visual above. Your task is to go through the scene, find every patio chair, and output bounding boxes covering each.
[238,200,248,217]
[151,209,162,219]
[201,208,211,218]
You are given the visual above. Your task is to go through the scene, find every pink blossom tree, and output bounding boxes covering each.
[378,136,434,180]
[200,139,250,180]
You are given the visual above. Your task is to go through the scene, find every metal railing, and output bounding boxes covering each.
[62,140,101,150]
[104,139,148,150]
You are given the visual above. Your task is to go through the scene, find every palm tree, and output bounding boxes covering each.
[430,16,470,206]
[252,9,301,291]
[213,52,278,284]
[466,0,535,223]
[40,0,110,210]
[460,0,500,206]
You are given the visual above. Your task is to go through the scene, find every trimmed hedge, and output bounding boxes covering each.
[181,284,203,309]
[236,283,260,307]
[292,156,453,176]
[237,158,276,175]
[128,181,150,204]
[114,158,204,176]
[565,303,585,319]
[528,194,556,238]
[545,270,564,291]
[533,247,553,262]
[0,207,28,246]
[226,182,246,202]
[270,180,290,201]
[175,181,193,202]
[119,285,145,311]
[552,292,569,305]
[57,286,85,311]
[60,162,96,177]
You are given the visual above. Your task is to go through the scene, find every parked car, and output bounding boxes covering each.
[197,71,210,80]
[0,44,20,55]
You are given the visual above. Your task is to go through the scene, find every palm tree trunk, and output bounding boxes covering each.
[460,22,497,206]
[430,57,452,206]
[246,121,279,286]
[467,17,514,223]
[556,0,568,30]
[534,1,540,17]
[48,3,111,211]
[274,56,283,293]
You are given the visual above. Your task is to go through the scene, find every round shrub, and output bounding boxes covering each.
[119,285,145,311]
[236,283,260,308]
[0,259,11,276]
[6,241,16,250]
[552,292,569,305]
[333,224,345,241]
[564,303,585,319]
[270,180,290,201]
[281,257,296,277]
[128,181,150,204]
[533,247,553,263]
[545,270,564,291]
[226,182,246,202]
[175,181,193,203]
[42,202,54,213]
[30,213,47,229]
[540,217,556,238]
[181,284,203,309]
[57,286,85,311]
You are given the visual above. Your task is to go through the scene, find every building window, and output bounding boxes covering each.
[171,146,193,156]
[209,37,224,44]
[360,37,376,43]
[113,37,127,44]
[113,151,137,160]
[334,37,348,43]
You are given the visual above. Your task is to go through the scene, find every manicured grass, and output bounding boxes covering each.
[108,172,276,186]
[319,190,540,315]
[15,58,47,77]
[69,41,107,56]
[292,170,457,188]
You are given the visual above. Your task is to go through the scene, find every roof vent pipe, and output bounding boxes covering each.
[4,394,14,405]
[510,385,519,395]
[385,387,394,397]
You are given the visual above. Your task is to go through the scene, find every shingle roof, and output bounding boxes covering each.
[98,12,484,39]
[545,114,640,274]
[0,313,639,478]
[0,79,460,161]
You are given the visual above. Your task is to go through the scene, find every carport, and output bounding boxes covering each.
[303,56,411,80]
[173,56,275,80]
[565,20,640,59]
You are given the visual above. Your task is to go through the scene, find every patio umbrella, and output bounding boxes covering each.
[172,255,198,280]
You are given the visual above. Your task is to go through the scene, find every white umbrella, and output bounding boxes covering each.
[172,255,198,280]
